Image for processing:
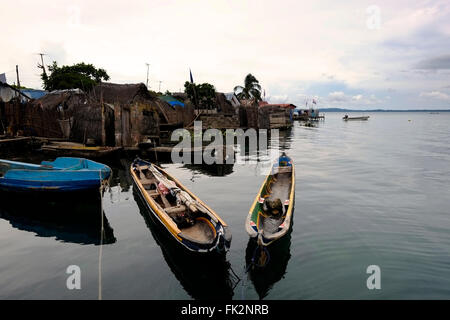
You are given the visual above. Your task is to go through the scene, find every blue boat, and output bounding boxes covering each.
[0,157,111,192]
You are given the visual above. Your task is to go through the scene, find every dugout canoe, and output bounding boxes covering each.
[131,158,231,253]
[246,153,295,246]
[41,142,122,159]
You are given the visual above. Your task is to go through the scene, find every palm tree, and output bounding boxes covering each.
[234,74,262,102]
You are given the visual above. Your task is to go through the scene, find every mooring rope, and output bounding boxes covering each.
[98,170,104,300]
[98,169,111,300]
[240,243,271,300]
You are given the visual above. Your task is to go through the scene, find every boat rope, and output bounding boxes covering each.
[240,243,271,300]
[240,263,252,300]
[98,169,110,301]
[253,243,270,268]
[215,243,225,254]
[229,263,241,287]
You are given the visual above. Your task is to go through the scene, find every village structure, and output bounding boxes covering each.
[1,77,321,155]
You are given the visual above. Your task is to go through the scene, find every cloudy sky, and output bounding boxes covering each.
[1,0,450,109]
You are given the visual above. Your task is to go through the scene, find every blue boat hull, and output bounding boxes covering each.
[0,178,105,192]
[0,157,111,192]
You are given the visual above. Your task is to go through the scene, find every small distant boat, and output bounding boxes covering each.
[131,158,231,253]
[301,121,316,127]
[343,115,370,121]
[0,157,111,192]
[41,142,122,159]
[246,153,295,246]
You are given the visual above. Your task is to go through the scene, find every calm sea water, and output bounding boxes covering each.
[1,112,449,300]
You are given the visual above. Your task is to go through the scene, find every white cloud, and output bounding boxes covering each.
[328,91,347,102]
[0,0,448,109]
[268,94,289,103]
[420,91,450,100]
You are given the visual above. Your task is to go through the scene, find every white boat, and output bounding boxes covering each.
[343,115,369,121]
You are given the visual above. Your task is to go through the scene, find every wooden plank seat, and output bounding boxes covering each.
[275,166,292,174]
[165,205,187,215]
[146,189,159,197]
[143,182,157,190]
[159,193,172,208]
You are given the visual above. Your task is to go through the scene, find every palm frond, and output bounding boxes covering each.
[252,83,262,91]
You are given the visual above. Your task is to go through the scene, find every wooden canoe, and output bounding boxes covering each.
[41,142,122,159]
[246,153,295,246]
[130,158,231,253]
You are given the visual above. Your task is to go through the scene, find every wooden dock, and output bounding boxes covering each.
[0,136,33,153]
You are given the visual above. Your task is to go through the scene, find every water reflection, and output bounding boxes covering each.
[183,163,235,177]
[133,188,238,300]
[0,191,116,245]
[277,127,293,151]
[245,228,292,300]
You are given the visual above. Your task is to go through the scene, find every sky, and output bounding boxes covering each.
[1,0,450,110]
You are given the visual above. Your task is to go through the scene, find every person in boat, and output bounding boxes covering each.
[278,153,291,167]
[344,114,349,119]
[263,198,284,218]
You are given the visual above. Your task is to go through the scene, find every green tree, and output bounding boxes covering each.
[233,73,262,102]
[40,61,110,91]
[184,81,216,109]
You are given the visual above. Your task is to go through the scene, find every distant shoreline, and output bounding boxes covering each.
[320,108,450,112]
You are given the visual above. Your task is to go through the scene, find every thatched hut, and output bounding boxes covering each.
[15,82,196,147]
[92,83,196,146]
[1,82,32,135]
[19,89,84,139]
[91,83,161,147]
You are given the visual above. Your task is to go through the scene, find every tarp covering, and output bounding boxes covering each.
[159,95,185,107]
[21,89,47,100]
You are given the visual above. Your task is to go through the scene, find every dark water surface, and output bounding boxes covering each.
[1,112,449,299]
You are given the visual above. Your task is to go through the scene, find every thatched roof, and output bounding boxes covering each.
[215,92,235,114]
[92,83,155,104]
[93,82,183,124]
[32,89,86,110]
[29,82,190,126]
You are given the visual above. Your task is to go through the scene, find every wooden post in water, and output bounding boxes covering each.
[16,65,21,98]
[100,89,105,146]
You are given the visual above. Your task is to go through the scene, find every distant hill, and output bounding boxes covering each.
[319,108,450,112]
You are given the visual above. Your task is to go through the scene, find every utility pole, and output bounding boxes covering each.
[16,65,21,89]
[145,63,150,89]
[158,80,162,93]
[37,53,47,76]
